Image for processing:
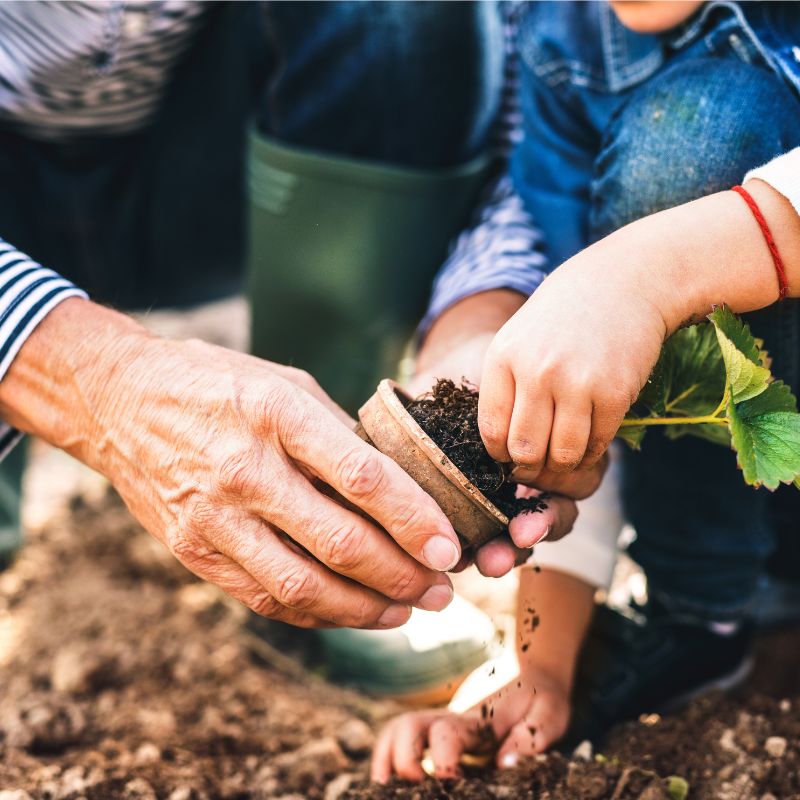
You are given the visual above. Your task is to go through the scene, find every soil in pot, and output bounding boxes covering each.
[405,379,546,520]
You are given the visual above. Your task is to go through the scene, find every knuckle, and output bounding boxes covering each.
[585,436,612,463]
[549,447,582,471]
[317,521,364,571]
[273,565,320,610]
[168,529,218,573]
[249,592,284,618]
[533,359,562,385]
[335,446,385,501]
[215,449,259,498]
[260,378,299,436]
[384,567,422,602]
[347,600,385,629]
[287,366,322,395]
[478,416,506,449]
[508,438,542,467]
[386,501,429,545]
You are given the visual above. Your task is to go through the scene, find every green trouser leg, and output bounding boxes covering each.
[0,440,26,572]
[247,132,490,413]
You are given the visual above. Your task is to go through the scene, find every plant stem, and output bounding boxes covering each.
[619,414,729,428]
[664,384,700,412]
[709,387,730,420]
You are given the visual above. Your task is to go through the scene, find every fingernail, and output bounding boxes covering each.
[510,466,538,482]
[509,518,549,549]
[416,582,454,612]
[533,525,552,545]
[377,604,411,628]
[500,752,518,768]
[422,536,460,571]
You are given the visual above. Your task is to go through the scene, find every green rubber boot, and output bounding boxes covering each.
[246,134,496,701]
[247,131,490,412]
[0,441,26,572]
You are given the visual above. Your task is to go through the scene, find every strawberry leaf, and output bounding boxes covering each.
[727,380,800,489]
[616,424,646,449]
[709,306,771,402]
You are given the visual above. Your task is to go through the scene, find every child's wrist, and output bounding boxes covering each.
[635,189,790,328]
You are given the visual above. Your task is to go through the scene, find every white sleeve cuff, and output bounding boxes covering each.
[744,147,800,217]
[532,446,624,589]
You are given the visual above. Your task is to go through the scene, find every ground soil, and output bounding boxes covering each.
[1,486,799,800]
[406,380,545,520]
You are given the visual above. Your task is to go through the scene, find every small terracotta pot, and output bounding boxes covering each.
[356,379,508,550]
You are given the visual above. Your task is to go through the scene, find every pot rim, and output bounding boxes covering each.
[376,379,509,527]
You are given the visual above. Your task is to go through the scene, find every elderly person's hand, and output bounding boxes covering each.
[0,299,462,628]
[410,290,598,578]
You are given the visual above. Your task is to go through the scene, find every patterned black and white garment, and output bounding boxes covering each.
[0,1,208,456]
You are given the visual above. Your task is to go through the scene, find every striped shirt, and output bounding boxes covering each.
[0,1,207,453]
[0,1,207,138]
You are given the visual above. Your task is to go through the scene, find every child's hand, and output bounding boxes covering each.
[479,230,672,476]
[369,664,571,783]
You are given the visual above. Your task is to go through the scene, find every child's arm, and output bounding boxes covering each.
[370,565,595,783]
[479,172,800,477]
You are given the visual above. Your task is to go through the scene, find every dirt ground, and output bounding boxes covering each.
[0,466,797,800]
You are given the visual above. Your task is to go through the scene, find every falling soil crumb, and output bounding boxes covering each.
[1,487,800,798]
[406,379,546,520]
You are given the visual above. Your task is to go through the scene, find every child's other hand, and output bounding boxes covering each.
[479,234,671,476]
[369,664,570,783]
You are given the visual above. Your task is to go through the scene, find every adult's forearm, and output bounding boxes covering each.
[0,298,148,467]
[417,289,526,374]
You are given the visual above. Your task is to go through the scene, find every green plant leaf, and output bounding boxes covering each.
[620,320,727,448]
[616,424,646,450]
[709,306,771,402]
[727,380,800,489]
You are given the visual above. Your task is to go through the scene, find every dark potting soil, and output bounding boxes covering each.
[405,379,545,520]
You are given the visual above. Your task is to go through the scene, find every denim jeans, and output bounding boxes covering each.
[256,1,503,168]
[591,39,800,619]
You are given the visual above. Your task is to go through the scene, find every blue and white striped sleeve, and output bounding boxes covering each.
[0,238,88,456]
[418,175,549,336]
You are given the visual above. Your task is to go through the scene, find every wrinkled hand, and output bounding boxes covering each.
[3,301,463,629]
[371,663,570,782]
[480,235,670,478]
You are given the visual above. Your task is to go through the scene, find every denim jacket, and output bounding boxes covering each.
[511,1,800,268]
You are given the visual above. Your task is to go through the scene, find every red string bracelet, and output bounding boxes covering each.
[731,184,789,301]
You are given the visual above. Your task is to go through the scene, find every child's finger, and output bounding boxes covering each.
[511,457,606,500]
[477,360,516,462]
[508,494,577,546]
[428,716,479,779]
[474,537,519,577]
[579,397,629,469]
[505,385,554,477]
[390,713,436,782]
[370,721,398,783]
[546,398,592,473]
